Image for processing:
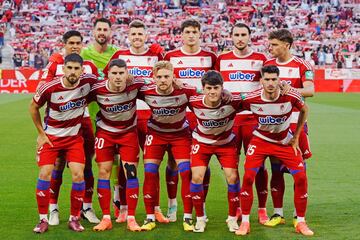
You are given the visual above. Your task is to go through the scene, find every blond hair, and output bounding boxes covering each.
[153,61,174,76]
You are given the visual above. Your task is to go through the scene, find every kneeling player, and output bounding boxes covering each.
[89,59,142,232]
[236,65,313,236]
[189,71,241,233]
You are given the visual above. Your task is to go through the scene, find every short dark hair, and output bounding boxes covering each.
[108,59,127,70]
[201,70,223,87]
[261,65,280,77]
[129,20,146,29]
[64,53,83,65]
[268,29,293,48]
[94,18,112,28]
[231,22,251,36]
[181,19,201,32]
[63,30,83,43]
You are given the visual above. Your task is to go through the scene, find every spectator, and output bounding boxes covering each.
[13,54,23,67]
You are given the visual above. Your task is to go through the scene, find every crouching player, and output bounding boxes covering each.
[189,70,241,233]
[88,59,142,232]
[235,65,313,236]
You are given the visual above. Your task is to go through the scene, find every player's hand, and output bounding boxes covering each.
[280,81,291,95]
[288,136,300,156]
[37,133,53,149]
[126,74,134,86]
[149,43,164,55]
[222,89,233,103]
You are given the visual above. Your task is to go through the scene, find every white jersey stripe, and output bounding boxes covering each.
[250,102,292,115]
[48,107,85,121]
[45,124,81,137]
[220,59,263,71]
[192,131,235,145]
[51,84,91,104]
[97,120,136,133]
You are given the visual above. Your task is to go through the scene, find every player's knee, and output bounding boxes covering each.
[243,171,256,186]
[293,171,307,187]
[71,171,84,182]
[98,166,111,179]
[124,163,137,179]
[39,169,52,181]
[191,173,204,184]
[226,172,238,185]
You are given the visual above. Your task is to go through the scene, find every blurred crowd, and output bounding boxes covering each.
[0,0,359,69]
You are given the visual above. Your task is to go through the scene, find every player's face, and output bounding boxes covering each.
[268,39,290,58]
[64,36,82,55]
[94,22,111,45]
[261,72,280,93]
[203,84,223,104]
[108,66,128,89]
[154,68,174,92]
[232,27,250,51]
[128,27,147,49]
[181,26,201,47]
[63,61,83,85]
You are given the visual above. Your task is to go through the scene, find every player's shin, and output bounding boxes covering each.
[143,163,159,215]
[97,179,111,216]
[190,182,204,217]
[240,169,257,218]
[36,178,51,219]
[71,181,85,218]
[228,181,240,217]
[270,163,285,210]
[178,161,192,215]
[124,163,139,218]
[292,170,308,219]
[255,167,268,208]
[83,169,94,207]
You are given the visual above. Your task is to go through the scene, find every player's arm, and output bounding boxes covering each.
[296,80,314,98]
[29,99,53,148]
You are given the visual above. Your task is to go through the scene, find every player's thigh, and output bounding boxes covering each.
[36,143,60,167]
[169,132,191,160]
[143,132,167,161]
[190,141,212,169]
[216,140,239,170]
[65,137,85,165]
[240,123,257,153]
[223,167,239,184]
[244,137,268,170]
[95,131,116,163]
[272,144,305,173]
[118,131,140,164]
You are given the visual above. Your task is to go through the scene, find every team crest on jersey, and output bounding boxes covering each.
[200,58,204,66]
[288,69,293,75]
[59,99,86,112]
[280,105,285,111]
[147,57,152,65]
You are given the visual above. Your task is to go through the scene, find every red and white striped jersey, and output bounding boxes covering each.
[215,50,267,93]
[242,89,305,145]
[139,84,198,133]
[33,74,98,138]
[41,52,99,81]
[264,56,314,89]
[41,52,99,118]
[103,48,163,79]
[88,79,145,134]
[164,47,217,88]
[264,56,313,123]
[189,95,242,145]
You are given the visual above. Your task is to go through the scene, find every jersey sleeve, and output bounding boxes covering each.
[289,89,305,109]
[41,61,57,81]
[33,84,50,107]
[300,60,314,83]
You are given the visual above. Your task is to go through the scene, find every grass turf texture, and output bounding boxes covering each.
[0,93,359,240]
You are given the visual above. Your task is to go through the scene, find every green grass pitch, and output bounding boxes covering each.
[0,93,359,240]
